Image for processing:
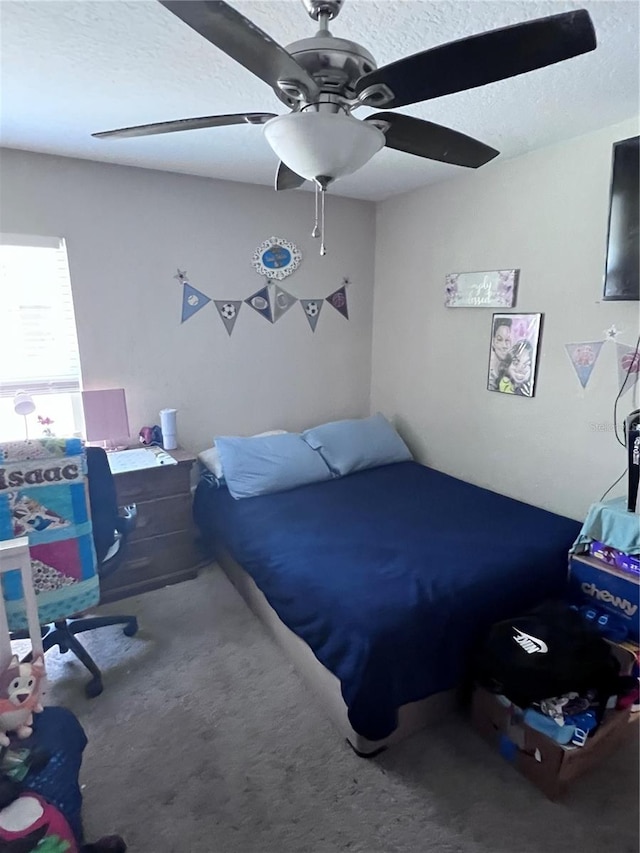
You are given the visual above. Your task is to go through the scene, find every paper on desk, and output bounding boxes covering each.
[107,447,178,474]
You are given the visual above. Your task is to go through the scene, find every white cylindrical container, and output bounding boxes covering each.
[160,408,178,450]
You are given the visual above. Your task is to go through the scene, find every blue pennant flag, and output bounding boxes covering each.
[181,282,211,323]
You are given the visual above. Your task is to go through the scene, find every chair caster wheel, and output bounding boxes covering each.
[85,678,103,699]
[123,619,138,637]
[58,645,69,655]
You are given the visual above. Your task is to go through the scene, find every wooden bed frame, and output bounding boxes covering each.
[217,548,455,756]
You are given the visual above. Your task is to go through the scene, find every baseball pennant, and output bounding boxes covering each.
[564,342,604,389]
[214,300,242,336]
[272,285,298,323]
[300,299,324,332]
[326,285,349,320]
[181,282,211,323]
[616,342,640,396]
[245,285,273,323]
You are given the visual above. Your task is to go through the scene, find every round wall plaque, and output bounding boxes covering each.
[252,237,302,280]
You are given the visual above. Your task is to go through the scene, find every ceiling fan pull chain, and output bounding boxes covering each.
[320,185,327,256]
[312,183,320,238]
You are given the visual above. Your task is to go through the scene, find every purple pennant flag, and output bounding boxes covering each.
[564,342,604,389]
[181,282,211,323]
[245,285,273,323]
[326,285,349,320]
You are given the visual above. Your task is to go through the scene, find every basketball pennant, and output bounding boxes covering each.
[616,342,640,396]
[326,285,349,320]
[564,342,604,389]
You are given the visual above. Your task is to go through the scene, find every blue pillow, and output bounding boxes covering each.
[214,433,333,499]
[301,413,412,476]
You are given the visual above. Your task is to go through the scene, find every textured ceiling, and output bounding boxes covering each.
[0,0,638,201]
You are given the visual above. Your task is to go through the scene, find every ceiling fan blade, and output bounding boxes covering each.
[367,112,499,169]
[355,9,596,109]
[158,1,319,106]
[92,112,276,139]
[275,161,306,191]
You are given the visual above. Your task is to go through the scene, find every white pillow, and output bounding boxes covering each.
[198,430,287,480]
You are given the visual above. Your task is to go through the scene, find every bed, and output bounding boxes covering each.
[193,460,581,754]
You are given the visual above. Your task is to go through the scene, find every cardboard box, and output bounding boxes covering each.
[568,554,639,642]
[588,541,640,577]
[471,686,636,799]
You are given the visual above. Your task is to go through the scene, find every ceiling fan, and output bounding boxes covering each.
[94,0,596,252]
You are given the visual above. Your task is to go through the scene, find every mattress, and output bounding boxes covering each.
[193,461,581,741]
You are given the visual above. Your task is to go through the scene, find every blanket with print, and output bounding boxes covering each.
[0,439,99,630]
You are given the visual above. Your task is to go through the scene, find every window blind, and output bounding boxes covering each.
[0,234,82,398]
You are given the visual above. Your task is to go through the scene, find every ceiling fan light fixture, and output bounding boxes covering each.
[263,112,384,182]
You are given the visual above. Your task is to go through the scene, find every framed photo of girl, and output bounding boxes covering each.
[487,313,543,397]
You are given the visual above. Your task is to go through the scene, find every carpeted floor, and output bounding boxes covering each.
[45,564,638,853]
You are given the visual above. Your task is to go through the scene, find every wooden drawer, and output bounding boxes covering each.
[115,463,191,503]
[128,493,193,542]
[100,530,201,602]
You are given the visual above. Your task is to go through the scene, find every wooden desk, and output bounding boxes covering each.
[99,449,202,604]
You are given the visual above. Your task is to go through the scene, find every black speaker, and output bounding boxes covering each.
[626,410,640,513]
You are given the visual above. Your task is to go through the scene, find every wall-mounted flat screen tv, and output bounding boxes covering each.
[603,135,639,301]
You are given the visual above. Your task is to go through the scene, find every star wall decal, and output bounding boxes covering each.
[174,269,188,283]
[605,325,621,341]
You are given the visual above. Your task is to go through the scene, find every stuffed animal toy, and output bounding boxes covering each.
[0,656,45,747]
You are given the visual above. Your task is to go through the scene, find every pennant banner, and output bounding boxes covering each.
[181,282,211,323]
[616,342,640,396]
[214,300,242,336]
[245,285,273,323]
[564,341,604,389]
[272,285,298,323]
[300,299,323,332]
[326,285,349,320]
[174,269,353,332]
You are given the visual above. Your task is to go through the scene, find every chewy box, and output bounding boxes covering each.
[471,686,634,800]
[568,555,639,642]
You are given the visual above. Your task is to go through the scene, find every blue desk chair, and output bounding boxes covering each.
[1,439,138,698]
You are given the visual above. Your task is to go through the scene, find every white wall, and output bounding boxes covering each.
[0,149,375,452]
[372,118,640,521]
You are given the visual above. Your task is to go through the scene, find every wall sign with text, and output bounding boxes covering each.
[445,269,519,308]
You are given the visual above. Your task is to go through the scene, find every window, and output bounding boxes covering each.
[0,234,83,441]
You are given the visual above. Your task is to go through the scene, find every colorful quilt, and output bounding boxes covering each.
[0,439,100,631]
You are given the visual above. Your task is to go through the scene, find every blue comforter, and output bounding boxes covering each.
[193,461,580,741]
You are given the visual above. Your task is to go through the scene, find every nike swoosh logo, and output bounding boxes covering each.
[512,628,548,654]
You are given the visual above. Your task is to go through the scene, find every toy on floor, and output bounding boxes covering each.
[0,776,127,853]
[0,656,45,746]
